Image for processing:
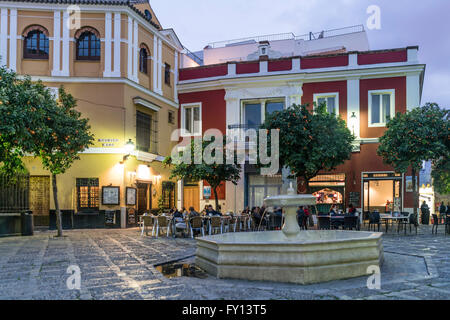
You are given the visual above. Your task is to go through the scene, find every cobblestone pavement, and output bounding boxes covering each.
[0,225,449,300]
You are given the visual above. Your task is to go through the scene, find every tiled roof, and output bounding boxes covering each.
[2,0,161,29]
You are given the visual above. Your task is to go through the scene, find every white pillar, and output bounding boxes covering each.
[348,53,358,68]
[406,72,421,111]
[133,19,138,82]
[112,13,121,77]
[61,10,69,76]
[51,11,61,76]
[127,16,133,80]
[227,62,236,76]
[9,9,17,71]
[260,60,268,73]
[103,12,112,77]
[347,76,360,138]
[287,82,303,107]
[292,58,301,72]
[174,51,178,102]
[0,9,7,67]
[177,180,184,210]
[157,37,162,94]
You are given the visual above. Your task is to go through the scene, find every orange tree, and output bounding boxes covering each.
[164,136,241,211]
[260,103,354,193]
[0,66,94,236]
[377,103,449,216]
[35,88,94,237]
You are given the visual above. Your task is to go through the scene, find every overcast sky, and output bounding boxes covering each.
[151,0,450,108]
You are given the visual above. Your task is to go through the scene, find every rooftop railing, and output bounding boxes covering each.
[208,25,365,49]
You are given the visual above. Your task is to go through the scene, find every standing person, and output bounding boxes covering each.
[421,201,430,225]
[297,206,305,229]
[302,206,310,230]
[440,202,447,224]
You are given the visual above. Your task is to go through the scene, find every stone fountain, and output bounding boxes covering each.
[195,185,384,285]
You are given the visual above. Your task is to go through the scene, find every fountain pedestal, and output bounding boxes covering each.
[195,187,384,285]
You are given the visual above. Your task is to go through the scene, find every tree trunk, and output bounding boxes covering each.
[213,186,220,212]
[411,167,418,220]
[305,178,311,194]
[52,173,63,237]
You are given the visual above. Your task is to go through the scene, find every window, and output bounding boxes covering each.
[144,9,152,21]
[139,46,148,74]
[23,29,49,59]
[242,99,285,129]
[314,93,339,115]
[168,110,175,124]
[368,90,395,127]
[181,103,201,136]
[76,178,99,212]
[247,175,282,208]
[164,63,171,85]
[76,31,100,61]
[136,111,158,154]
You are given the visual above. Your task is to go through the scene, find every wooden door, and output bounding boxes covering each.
[29,176,50,216]
[137,183,149,214]
[184,186,199,212]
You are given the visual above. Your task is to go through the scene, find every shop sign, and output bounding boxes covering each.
[203,186,211,199]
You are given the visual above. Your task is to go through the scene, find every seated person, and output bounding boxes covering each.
[251,207,262,225]
[188,207,200,218]
[347,204,357,216]
[329,205,338,216]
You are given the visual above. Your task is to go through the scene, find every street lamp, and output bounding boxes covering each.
[122,139,135,162]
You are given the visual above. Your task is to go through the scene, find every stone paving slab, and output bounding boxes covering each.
[0,227,448,300]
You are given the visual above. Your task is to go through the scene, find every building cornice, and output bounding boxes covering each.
[178,64,426,93]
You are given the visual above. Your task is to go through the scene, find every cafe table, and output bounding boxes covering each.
[380,214,408,233]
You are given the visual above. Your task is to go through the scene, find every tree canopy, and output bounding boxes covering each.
[377,103,449,214]
[260,103,354,193]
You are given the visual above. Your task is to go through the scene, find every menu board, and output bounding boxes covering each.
[105,210,116,225]
[102,186,120,205]
[128,208,136,225]
[349,192,360,206]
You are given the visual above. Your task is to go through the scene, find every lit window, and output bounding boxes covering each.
[181,103,201,136]
[314,93,339,115]
[76,178,99,212]
[368,90,395,127]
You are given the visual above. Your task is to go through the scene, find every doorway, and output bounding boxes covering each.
[363,172,403,213]
[29,176,50,226]
[183,187,200,212]
[137,183,151,214]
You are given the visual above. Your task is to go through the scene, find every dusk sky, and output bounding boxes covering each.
[151,0,450,108]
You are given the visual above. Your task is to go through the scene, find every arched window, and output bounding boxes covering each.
[139,44,149,74]
[23,25,49,59]
[144,10,152,21]
[75,28,101,61]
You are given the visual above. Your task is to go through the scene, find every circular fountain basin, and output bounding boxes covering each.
[196,230,384,285]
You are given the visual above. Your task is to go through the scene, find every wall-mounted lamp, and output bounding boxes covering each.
[350,112,358,136]
[121,139,135,163]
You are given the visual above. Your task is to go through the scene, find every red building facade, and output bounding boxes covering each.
[177,46,425,214]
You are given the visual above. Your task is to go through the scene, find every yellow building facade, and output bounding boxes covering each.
[0,1,188,226]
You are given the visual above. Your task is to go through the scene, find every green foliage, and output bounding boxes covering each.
[377,103,449,174]
[0,66,94,175]
[36,87,95,175]
[157,195,165,214]
[164,136,241,209]
[260,103,354,187]
[432,157,450,195]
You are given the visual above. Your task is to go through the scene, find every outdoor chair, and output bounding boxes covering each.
[189,216,205,238]
[344,216,358,230]
[222,217,232,233]
[445,215,450,235]
[228,216,237,232]
[237,215,248,232]
[397,212,411,234]
[209,216,222,235]
[173,217,189,238]
[140,216,155,237]
[155,216,171,238]
[409,213,419,234]
[362,211,371,227]
[318,216,331,230]
[368,212,381,232]
[432,214,439,235]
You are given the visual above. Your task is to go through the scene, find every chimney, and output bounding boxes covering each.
[258,41,270,61]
